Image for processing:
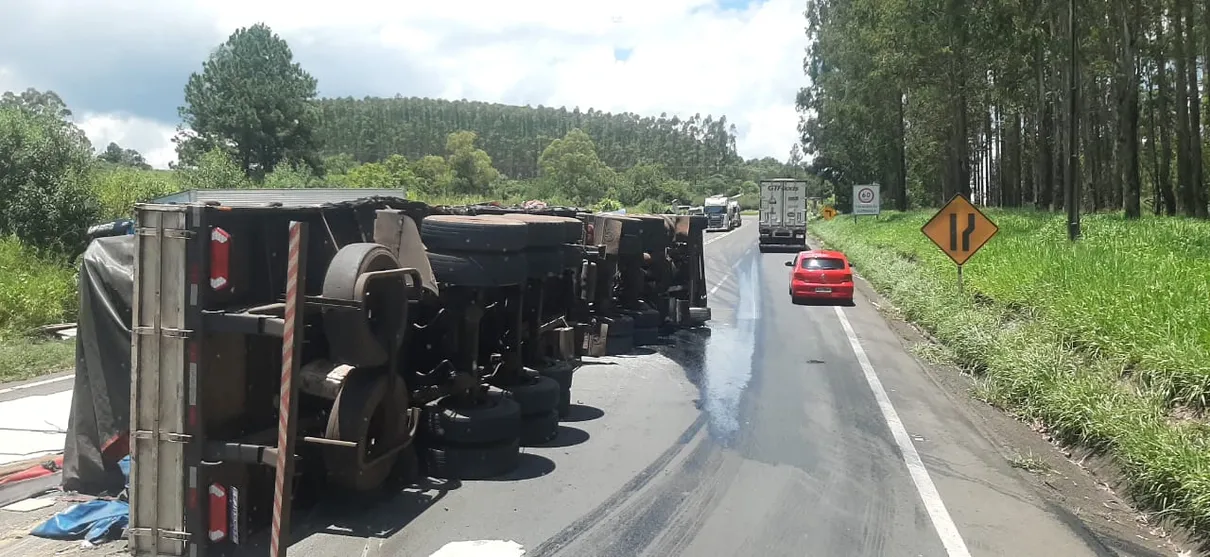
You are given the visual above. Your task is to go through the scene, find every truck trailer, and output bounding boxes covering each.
[757,179,807,252]
[117,192,713,556]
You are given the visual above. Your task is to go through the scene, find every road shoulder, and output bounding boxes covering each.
[814,235,1190,556]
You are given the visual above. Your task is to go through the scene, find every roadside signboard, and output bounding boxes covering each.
[821,206,838,220]
[852,184,881,216]
[921,193,999,289]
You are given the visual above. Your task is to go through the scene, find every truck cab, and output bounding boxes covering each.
[704,195,742,232]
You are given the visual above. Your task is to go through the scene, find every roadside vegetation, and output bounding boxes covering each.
[810,211,1210,538]
[0,23,814,382]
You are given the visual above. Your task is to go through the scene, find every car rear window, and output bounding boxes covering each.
[801,257,846,270]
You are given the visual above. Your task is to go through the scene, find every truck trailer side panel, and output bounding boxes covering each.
[758,180,807,249]
[129,207,191,556]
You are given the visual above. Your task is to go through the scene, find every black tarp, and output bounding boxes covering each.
[63,235,134,494]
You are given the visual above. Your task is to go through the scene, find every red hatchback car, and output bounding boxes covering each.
[785,249,855,305]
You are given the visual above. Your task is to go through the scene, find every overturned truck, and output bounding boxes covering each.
[122,194,711,556]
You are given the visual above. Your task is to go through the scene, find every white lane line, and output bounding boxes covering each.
[833,306,972,557]
[703,227,742,246]
[708,252,751,296]
[0,374,74,396]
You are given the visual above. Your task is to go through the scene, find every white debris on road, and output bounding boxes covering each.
[0,389,72,465]
[428,540,525,557]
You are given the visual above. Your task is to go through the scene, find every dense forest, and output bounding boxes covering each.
[799,0,1210,217]
[317,97,741,183]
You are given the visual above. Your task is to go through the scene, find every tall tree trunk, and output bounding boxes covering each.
[1174,0,1194,215]
[997,101,1006,206]
[1036,37,1055,210]
[1120,3,1141,218]
[896,90,909,211]
[1148,62,1162,215]
[1090,90,1104,212]
[1009,111,1022,207]
[986,105,995,205]
[1155,13,1177,216]
[1189,2,1207,217]
[947,0,971,200]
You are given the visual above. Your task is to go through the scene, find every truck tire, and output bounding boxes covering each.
[322,243,406,368]
[323,369,409,492]
[562,244,585,268]
[520,410,559,446]
[426,251,528,288]
[502,375,561,416]
[618,234,643,256]
[622,308,661,346]
[562,220,585,243]
[539,363,575,417]
[421,215,528,253]
[423,438,521,480]
[634,327,660,346]
[602,314,634,337]
[525,248,564,278]
[500,214,578,248]
[421,389,521,445]
[624,308,662,329]
[604,315,635,355]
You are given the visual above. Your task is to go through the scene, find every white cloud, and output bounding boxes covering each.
[1,0,810,167]
[75,113,178,170]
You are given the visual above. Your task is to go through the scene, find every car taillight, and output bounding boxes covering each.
[210,227,231,291]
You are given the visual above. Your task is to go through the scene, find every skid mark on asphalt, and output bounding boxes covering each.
[543,433,739,557]
[832,306,972,557]
[527,413,709,557]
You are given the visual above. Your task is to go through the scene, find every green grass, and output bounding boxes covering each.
[0,337,74,383]
[0,236,78,383]
[810,209,1210,539]
[0,237,77,336]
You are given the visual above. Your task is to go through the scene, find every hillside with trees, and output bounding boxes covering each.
[799,0,1210,217]
[316,97,741,183]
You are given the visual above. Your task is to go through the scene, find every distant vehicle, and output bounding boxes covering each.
[703,195,742,232]
[785,249,855,305]
[758,179,807,251]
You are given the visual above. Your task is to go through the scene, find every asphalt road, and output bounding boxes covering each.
[278,223,1175,557]
[0,222,1175,557]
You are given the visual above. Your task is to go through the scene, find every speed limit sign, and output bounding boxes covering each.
[852,184,881,216]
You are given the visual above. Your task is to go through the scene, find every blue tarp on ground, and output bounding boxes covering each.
[30,455,130,545]
[30,499,128,544]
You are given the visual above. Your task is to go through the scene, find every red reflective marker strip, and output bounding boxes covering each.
[268,222,301,557]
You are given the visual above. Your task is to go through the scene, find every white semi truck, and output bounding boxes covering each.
[703,195,742,232]
[758,179,807,252]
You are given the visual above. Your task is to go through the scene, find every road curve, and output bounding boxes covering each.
[533,223,1164,557]
[273,222,1168,557]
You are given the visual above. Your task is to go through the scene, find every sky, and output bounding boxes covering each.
[0,0,810,170]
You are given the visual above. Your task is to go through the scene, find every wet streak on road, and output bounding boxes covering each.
[537,226,951,557]
[699,249,761,446]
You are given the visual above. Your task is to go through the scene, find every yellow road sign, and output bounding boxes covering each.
[821,206,837,220]
[921,194,998,266]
